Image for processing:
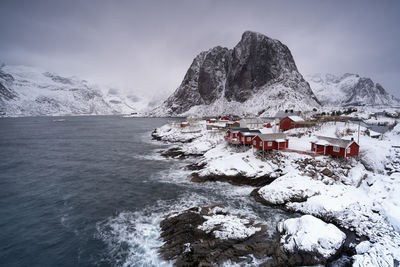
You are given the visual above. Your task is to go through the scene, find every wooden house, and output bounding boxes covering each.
[225,128,249,144]
[279,116,305,131]
[310,136,359,158]
[237,130,261,145]
[252,133,289,151]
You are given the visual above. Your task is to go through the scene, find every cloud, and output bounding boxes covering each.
[0,0,399,97]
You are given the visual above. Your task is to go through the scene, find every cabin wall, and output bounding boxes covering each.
[279,117,294,131]
[346,143,359,157]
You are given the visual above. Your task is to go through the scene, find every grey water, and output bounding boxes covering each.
[0,116,294,267]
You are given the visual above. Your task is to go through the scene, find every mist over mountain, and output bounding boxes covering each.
[0,64,151,117]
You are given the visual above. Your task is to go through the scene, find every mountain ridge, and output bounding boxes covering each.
[306,73,400,107]
[0,64,150,117]
[152,31,321,117]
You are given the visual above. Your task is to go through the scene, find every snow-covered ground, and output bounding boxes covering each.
[278,215,346,259]
[153,116,400,266]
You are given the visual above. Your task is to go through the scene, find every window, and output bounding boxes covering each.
[346,147,351,154]
[253,140,257,145]
[246,137,250,142]
[333,146,340,152]
[268,141,273,146]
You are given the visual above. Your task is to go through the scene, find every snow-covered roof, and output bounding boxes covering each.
[288,116,304,122]
[311,136,356,148]
[241,118,264,124]
[257,133,287,141]
[241,130,261,136]
[259,128,274,134]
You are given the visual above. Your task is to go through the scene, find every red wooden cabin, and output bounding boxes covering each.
[252,133,289,151]
[225,128,249,144]
[237,130,261,145]
[310,136,359,158]
[279,116,304,131]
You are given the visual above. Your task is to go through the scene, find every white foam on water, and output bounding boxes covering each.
[96,192,216,267]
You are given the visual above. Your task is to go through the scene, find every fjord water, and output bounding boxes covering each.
[0,116,293,266]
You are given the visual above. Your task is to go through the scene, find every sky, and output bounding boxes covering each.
[0,0,399,99]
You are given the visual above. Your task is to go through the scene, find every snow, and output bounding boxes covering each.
[153,115,400,265]
[198,214,261,240]
[258,172,324,205]
[306,73,400,106]
[288,115,304,122]
[278,215,346,259]
[0,64,153,117]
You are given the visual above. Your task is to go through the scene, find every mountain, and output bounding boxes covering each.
[306,73,400,107]
[0,64,148,117]
[152,31,320,117]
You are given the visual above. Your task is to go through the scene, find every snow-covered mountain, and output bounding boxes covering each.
[152,31,321,117]
[306,73,400,107]
[0,64,148,117]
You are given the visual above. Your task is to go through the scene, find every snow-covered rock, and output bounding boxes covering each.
[0,64,149,117]
[307,73,400,107]
[278,215,346,260]
[152,31,320,117]
[257,172,324,205]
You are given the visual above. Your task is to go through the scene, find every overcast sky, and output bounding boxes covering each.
[0,0,399,99]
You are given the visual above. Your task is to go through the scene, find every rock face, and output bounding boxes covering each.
[153,31,320,116]
[159,205,351,266]
[159,205,272,266]
[0,64,146,117]
[306,73,400,106]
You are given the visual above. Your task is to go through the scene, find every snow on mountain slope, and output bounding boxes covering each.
[152,31,321,117]
[306,73,400,107]
[0,64,147,117]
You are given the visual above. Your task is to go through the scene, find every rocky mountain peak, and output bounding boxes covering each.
[156,31,320,116]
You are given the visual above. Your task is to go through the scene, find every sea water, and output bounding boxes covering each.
[0,116,294,266]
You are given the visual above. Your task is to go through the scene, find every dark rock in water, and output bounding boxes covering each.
[185,162,207,171]
[190,172,277,187]
[151,129,163,141]
[160,205,360,266]
[159,147,203,159]
[159,205,274,266]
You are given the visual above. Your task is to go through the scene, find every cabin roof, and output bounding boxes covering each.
[229,128,250,133]
[256,133,287,141]
[240,130,261,136]
[287,116,304,122]
[311,136,356,148]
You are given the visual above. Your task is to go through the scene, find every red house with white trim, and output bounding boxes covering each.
[225,128,249,144]
[279,116,304,131]
[310,136,359,158]
[237,130,261,145]
[252,133,289,151]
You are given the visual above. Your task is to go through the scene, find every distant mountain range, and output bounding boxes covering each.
[0,65,152,117]
[152,31,321,117]
[1,32,398,117]
[306,73,399,107]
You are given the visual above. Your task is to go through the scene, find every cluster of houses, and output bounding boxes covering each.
[224,127,359,158]
[211,111,360,158]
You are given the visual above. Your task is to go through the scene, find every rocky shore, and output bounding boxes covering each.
[159,205,355,266]
[151,121,400,266]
